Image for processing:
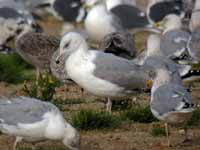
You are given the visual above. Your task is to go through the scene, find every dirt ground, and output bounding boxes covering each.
[0,81,200,150]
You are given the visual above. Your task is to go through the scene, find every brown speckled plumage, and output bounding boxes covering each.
[99,32,136,59]
[15,32,60,71]
[50,50,72,83]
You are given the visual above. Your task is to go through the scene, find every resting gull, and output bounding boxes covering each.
[147,0,184,24]
[52,0,86,23]
[0,96,80,150]
[16,0,86,23]
[187,1,200,63]
[144,57,195,146]
[189,0,200,32]
[155,14,192,63]
[56,32,153,112]
[99,31,136,59]
[106,0,148,28]
[0,0,40,49]
[84,0,123,43]
[132,33,192,80]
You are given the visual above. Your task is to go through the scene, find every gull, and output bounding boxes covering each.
[50,50,72,83]
[144,56,195,146]
[189,0,200,32]
[0,0,40,50]
[84,0,123,43]
[56,32,152,112]
[0,96,80,150]
[52,0,86,23]
[99,31,136,59]
[106,0,148,28]
[147,0,184,24]
[16,0,86,23]
[83,0,162,43]
[187,0,200,63]
[156,14,191,63]
[153,14,200,80]
[133,33,192,79]
[15,32,59,80]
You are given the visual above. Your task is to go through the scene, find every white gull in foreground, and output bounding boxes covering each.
[0,96,80,150]
[56,32,152,112]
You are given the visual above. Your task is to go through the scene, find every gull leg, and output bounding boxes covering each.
[106,98,112,113]
[165,123,171,147]
[81,88,85,97]
[132,97,137,105]
[182,126,191,143]
[13,137,22,150]
[36,67,41,85]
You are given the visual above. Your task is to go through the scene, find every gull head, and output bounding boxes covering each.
[156,14,182,33]
[56,32,87,62]
[63,123,80,150]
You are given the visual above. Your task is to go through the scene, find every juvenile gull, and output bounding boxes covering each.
[145,57,195,146]
[16,32,60,80]
[56,32,152,112]
[99,31,136,59]
[0,96,80,150]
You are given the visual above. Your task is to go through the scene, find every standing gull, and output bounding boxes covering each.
[56,32,152,112]
[15,32,60,80]
[0,96,80,150]
[144,57,195,146]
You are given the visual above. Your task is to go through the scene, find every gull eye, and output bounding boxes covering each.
[148,70,156,79]
[56,60,60,64]
[64,41,71,49]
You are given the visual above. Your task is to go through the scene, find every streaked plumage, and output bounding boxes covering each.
[99,31,136,59]
[16,32,60,72]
